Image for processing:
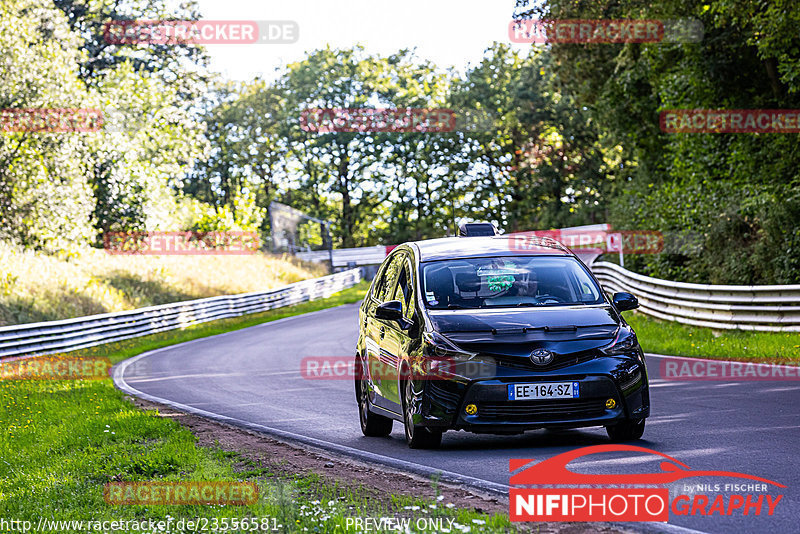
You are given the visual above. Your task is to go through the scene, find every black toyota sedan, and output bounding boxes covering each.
[355,235,650,448]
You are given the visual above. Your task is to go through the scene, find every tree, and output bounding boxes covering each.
[0,0,96,250]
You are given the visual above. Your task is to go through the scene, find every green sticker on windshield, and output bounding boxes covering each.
[487,274,514,292]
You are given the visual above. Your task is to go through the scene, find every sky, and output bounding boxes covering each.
[194,0,527,80]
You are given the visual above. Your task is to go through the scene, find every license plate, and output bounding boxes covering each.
[507,381,579,400]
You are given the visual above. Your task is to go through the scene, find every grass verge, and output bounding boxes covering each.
[0,282,517,533]
[74,281,370,367]
[0,242,325,326]
[626,312,800,363]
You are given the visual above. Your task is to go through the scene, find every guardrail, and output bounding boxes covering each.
[592,262,800,332]
[296,245,389,267]
[0,268,362,360]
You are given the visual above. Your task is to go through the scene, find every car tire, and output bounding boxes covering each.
[402,378,442,449]
[356,357,392,437]
[606,418,645,442]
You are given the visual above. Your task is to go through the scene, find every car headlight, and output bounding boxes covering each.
[422,331,476,361]
[421,331,494,380]
[600,327,640,356]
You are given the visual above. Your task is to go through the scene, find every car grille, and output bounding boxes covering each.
[490,351,596,372]
[478,398,606,421]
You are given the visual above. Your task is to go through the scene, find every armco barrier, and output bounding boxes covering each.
[0,268,361,360]
[592,262,800,332]
[296,245,389,267]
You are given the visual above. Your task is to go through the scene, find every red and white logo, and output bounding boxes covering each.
[510,445,784,522]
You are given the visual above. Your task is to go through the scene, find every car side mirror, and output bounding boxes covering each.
[375,301,413,330]
[612,292,639,312]
[376,300,405,322]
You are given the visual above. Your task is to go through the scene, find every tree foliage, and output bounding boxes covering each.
[513,0,800,283]
[4,0,798,284]
[1,0,208,252]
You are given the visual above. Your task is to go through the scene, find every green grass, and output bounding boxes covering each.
[0,282,516,533]
[626,311,800,363]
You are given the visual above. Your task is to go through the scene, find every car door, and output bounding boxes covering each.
[378,254,416,412]
[366,252,403,410]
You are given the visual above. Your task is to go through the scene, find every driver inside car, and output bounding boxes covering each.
[485,270,540,306]
[508,272,538,298]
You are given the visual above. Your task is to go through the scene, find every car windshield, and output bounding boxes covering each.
[421,256,605,309]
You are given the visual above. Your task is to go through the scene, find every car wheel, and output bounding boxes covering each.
[402,378,442,449]
[356,357,392,437]
[606,418,645,442]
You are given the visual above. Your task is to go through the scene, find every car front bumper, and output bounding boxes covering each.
[417,353,649,433]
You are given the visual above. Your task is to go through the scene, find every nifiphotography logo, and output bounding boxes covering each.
[510,445,785,522]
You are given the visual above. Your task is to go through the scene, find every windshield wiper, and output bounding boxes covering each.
[447,303,479,309]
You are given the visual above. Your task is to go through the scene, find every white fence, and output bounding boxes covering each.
[592,262,800,332]
[0,268,362,360]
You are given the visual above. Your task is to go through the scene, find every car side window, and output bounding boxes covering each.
[369,263,387,302]
[393,260,414,317]
[374,253,403,303]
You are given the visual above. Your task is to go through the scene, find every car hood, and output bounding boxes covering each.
[427,306,620,356]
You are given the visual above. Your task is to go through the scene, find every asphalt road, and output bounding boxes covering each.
[114,303,799,534]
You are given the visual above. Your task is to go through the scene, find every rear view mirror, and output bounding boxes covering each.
[612,292,639,312]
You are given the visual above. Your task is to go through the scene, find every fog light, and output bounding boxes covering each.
[465,404,477,415]
[605,398,616,409]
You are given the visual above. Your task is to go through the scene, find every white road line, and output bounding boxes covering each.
[110,306,713,534]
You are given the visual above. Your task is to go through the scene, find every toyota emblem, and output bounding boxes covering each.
[530,348,554,366]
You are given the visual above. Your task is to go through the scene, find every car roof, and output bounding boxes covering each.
[407,235,573,262]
